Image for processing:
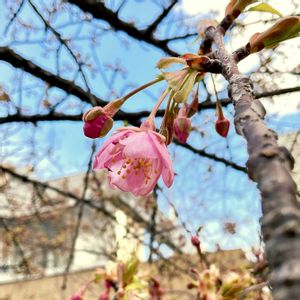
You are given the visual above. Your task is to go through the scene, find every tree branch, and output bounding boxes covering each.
[207,26,300,300]
[0,218,31,274]
[66,0,179,56]
[61,143,95,289]
[0,46,104,106]
[179,142,247,173]
[145,0,179,36]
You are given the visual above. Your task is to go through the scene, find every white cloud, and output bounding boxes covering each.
[179,0,295,17]
[179,0,225,17]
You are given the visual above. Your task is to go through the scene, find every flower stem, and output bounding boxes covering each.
[105,77,164,117]
[122,76,163,102]
[149,88,170,119]
[210,74,224,119]
[142,88,169,131]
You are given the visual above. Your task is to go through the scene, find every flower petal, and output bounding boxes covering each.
[147,132,174,188]
[120,132,159,159]
[93,130,134,169]
[162,69,189,90]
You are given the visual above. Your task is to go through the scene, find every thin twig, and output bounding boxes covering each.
[61,142,96,289]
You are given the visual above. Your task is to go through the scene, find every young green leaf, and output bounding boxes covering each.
[225,0,258,18]
[174,71,199,103]
[247,3,283,17]
[249,16,300,52]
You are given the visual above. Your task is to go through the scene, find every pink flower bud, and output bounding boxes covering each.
[191,236,200,247]
[71,296,83,300]
[189,268,199,276]
[187,282,197,289]
[83,98,126,139]
[98,293,109,300]
[174,116,192,144]
[149,277,164,300]
[215,117,230,138]
[70,286,85,300]
[83,106,114,139]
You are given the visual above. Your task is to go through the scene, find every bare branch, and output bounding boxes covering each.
[66,0,179,56]
[4,0,26,35]
[0,218,31,274]
[145,0,179,36]
[61,143,96,289]
[179,142,247,173]
[0,46,104,106]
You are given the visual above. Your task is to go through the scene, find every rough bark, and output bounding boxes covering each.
[207,26,300,300]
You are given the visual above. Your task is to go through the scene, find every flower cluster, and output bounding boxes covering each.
[82,51,232,196]
[70,254,163,300]
[188,264,270,300]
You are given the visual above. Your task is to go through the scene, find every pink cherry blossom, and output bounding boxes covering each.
[93,127,174,196]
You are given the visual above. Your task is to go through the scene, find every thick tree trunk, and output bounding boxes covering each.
[207,27,300,300]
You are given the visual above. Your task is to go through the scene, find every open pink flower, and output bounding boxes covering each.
[93,127,174,196]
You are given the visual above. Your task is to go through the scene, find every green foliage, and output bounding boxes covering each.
[247,3,283,17]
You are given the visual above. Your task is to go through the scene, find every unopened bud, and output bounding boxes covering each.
[174,116,191,144]
[191,236,200,247]
[98,293,109,300]
[215,100,230,138]
[70,285,87,300]
[83,106,114,139]
[189,268,200,278]
[187,282,197,289]
[71,296,83,300]
[83,98,126,139]
[225,0,256,19]
[249,16,300,53]
[215,118,230,138]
